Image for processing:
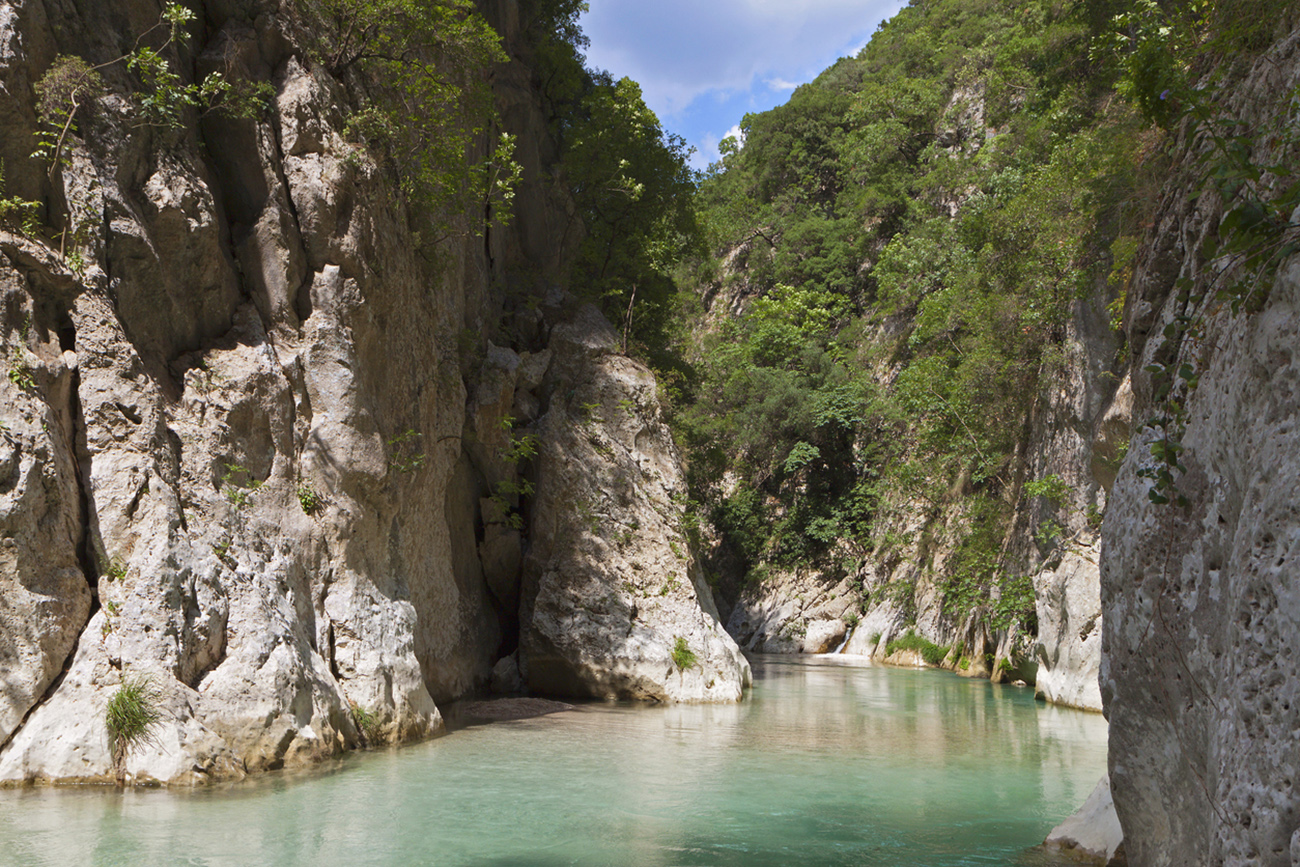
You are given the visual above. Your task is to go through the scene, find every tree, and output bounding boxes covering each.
[306,0,518,237]
[563,76,700,346]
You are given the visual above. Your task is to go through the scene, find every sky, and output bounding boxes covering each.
[578,0,908,170]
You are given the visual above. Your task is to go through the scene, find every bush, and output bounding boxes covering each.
[884,629,948,666]
[671,636,697,671]
[105,676,163,783]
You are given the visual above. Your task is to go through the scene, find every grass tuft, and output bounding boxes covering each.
[105,675,163,784]
[671,636,697,671]
[350,701,381,746]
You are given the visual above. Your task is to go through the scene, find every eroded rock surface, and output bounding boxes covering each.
[519,306,750,702]
[0,0,743,786]
[1100,26,1300,865]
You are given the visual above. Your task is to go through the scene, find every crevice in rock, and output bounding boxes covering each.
[115,402,142,425]
[264,84,306,241]
[2,317,96,754]
[65,322,99,602]
[294,273,313,324]
[123,474,147,522]
[327,621,340,682]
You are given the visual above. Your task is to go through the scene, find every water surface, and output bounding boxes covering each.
[0,655,1106,866]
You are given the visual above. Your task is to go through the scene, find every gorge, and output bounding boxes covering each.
[0,0,1297,864]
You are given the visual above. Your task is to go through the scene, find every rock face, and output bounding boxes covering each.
[519,306,749,701]
[1099,26,1300,866]
[726,566,860,654]
[1033,540,1104,711]
[0,0,744,786]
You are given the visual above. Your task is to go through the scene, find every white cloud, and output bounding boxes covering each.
[765,78,800,92]
[580,0,906,118]
[692,124,749,171]
[693,133,721,170]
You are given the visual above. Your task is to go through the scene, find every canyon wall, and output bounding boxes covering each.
[0,0,745,786]
[1100,24,1300,865]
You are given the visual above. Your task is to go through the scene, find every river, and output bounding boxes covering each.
[0,655,1107,866]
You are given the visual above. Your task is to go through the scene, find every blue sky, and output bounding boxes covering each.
[579,0,908,170]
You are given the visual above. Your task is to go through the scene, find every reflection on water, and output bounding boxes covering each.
[0,655,1106,866]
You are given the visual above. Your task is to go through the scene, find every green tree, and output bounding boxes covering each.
[563,76,700,348]
[306,0,518,238]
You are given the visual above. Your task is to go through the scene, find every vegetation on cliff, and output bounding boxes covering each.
[665,0,1147,640]
[654,0,1298,658]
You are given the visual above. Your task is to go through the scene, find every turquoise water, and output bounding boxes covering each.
[0,655,1106,866]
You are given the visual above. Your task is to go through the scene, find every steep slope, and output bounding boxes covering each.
[675,0,1138,707]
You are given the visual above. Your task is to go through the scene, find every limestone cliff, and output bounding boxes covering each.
[0,0,745,787]
[1100,24,1300,866]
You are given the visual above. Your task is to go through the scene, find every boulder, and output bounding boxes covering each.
[803,619,847,654]
[1044,776,1124,864]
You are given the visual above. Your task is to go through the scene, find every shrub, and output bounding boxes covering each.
[671,636,697,671]
[1024,473,1070,507]
[884,630,948,666]
[350,701,381,746]
[296,481,323,515]
[105,676,163,784]
[222,463,261,509]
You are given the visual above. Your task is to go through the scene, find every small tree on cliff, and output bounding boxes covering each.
[303,0,522,241]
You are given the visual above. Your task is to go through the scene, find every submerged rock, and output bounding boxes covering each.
[456,698,573,724]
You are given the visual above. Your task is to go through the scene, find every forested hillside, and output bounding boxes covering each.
[643,0,1298,680]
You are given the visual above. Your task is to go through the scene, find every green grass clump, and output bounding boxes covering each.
[105,675,162,783]
[350,701,381,746]
[101,554,127,582]
[885,630,948,666]
[671,636,697,671]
